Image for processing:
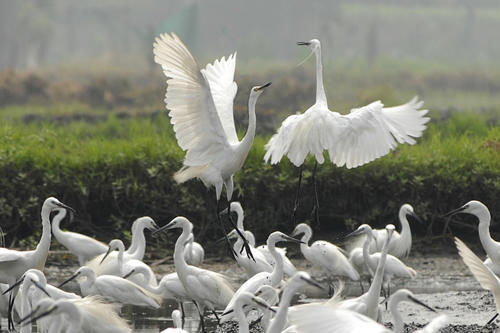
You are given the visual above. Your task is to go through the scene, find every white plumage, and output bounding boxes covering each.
[264,39,429,169]
[153,32,270,200]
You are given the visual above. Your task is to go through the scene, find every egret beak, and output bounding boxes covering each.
[55,201,75,213]
[255,82,272,91]
[149,220,160,232]
[281,234,305,244]
[408,294,436,313]
[442,204,468,218]
[18,304,40,324]
[345,228,364,238]
[252,296,276,313]
[99,246,113,265]
[300,276,326,291]
[297,41,311,46]
[216,235,227,244]
[3,277,25,295]
[58,271,80,288]
[219,207,229,216]
[408,211,425,224]
[221,309,234,317]
[152,220,177,235]
[122,269,135,280]
[21,305,58,326]
[31,280,51,298]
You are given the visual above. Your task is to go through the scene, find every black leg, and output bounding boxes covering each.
[291,166,303,225]
[216,198,238,259]
[7,292,14,330]
[311,161,320,226]
[486,313,498,325]
[193,301,206,333]
[358,280,365,294]
[180,302,185,328]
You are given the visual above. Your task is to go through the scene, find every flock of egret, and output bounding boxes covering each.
[0,32,493,333]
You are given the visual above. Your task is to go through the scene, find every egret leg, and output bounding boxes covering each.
[193,301,206,333]
[311,161,320,226]
[225,200,255,262]
[216,198,238,259]
[486,313,498,325]
[7,292,15,330]
[291,165,303,225]
[358,280,365,293]
[179,302,186,328]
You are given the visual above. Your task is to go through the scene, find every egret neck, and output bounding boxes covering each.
[313,44,327,108]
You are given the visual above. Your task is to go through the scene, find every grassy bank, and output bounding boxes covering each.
[1,106,500,252]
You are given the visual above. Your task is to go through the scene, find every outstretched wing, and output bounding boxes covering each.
[455,237,500,314]
[328,97,429,169]
[153,33,229,165]
[201,53,239,144]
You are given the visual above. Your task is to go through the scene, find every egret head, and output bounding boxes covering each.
[389,289,436,313]
[154,216,192,234]
[346,224,372,238]
[135,216,159,232]
[443,200,489,220]
[267,231,304,246]
[42,197,75,220]
[400,204,424,224]
[250,82,272,99]
[288,271,325,291]
[297,39,321,51]
[291,223,312,238]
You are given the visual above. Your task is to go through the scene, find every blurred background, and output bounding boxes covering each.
[1,0,500,249]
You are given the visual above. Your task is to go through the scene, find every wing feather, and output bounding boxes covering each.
[153,33,229,165]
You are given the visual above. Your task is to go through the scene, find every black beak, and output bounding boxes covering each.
[3,276,24,295]
[408,295,436,313]
[300,276,326,291]
[297,41,311,46]
[122,269,135,280]
[252,297,277,313]
[100,246,113,265]
[408,211,425,224]
[345,228,364,238]
[152,220,176,235]
[442,204,468,218]
[255,82,272,91]
[20,305,58,326]
[55,201,75,213]
[281,234,305,244]
[32,280,51,298]
[58,271,80,288]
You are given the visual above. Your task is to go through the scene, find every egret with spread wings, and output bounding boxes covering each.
[153,33,270,259]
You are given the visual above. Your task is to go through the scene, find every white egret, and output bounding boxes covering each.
[125,216,159,260]
[20,297,131,333]
[221,231,303,323]
[184,232,205,267]
[445,200,500,275]
[227,229,273,278]
[221,291,261,333]
[0,197,74,329]
[155,216,234,331]
[58,266,161,308]
[153,33,271,259]
[290,224,395,322]
[161,309,189,333]
[51,208,108,265]
[348,224,416,297]
[99,239,158,287]
[264,38,429,223]
[455,236,500,323]
[347,204,423,258]
[292,223,359,281]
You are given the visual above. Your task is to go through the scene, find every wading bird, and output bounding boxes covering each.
[264,38,429,224]
[51,208,107,266]
[292,223,359,282]
[183,232,205,267]
[347,204,423,258]
[0,197,74,330]
[153,32,271,259]
[155,216,234,332]
[161,309,189,333]
[445,200,500,275]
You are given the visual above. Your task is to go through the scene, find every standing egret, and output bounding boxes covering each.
[264,38,429,224]
[455,237,500,324]
[184,233,205,267]
[155,216,234,332]
[0,197,74,329]
[220,231,303,323]
[51,208,108,265]
[153,32,271,259]
[125,216,159,260]
[348,224,416,298]
[292,223,359,281]
[445,200,500,275]
[161,309,189,333]
[347,204,423,258]
[227,229,273,278]
[58,266,161,308]
[99,239,158,287]
[221,291,262,333]
[20,297,131,333]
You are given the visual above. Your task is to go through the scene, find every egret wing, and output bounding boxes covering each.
[327,97,428,169]
[153,33,229,165]
[201,53,239,144]
[455,237,500,313]
[0,248,24,262]
[415,314,448,333]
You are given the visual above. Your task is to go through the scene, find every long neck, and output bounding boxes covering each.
[114,242,125,272]
[299,229,313,254]
[365,233,391,320]
[268,240,284,286]
[389,294,404,333]
[173,225,192,281]
[50,210,67,239]
[235,302,249,333]
[239,94,258,155]
[34,206,53,271]
[362,231,376,275]
[236,207,244,230]
[399,213,411,251]
[126,224,146,260]
[313,47,327,107]
[477,209,496,255]
[268,284,296,333]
